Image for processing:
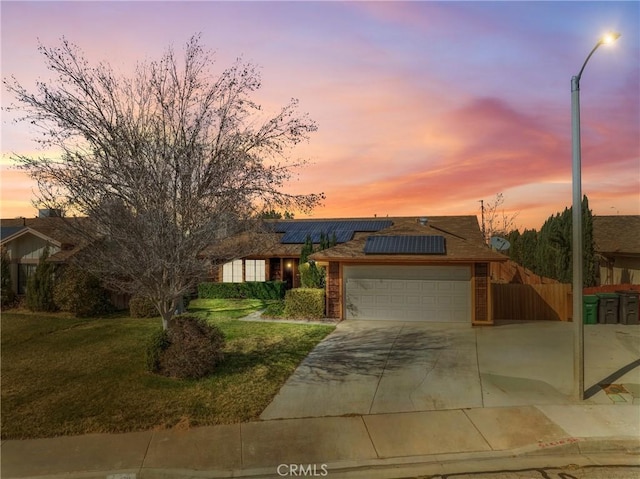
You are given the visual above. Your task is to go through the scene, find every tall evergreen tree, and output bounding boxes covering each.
[26,247,57,312]
[508,196,596,286]
[300,235,314,264]
[1,250,16,308]
[581,196,597,287]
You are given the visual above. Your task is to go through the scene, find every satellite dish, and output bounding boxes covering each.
[490,236,511,251]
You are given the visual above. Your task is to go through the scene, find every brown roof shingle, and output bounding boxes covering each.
[593,215,640,255]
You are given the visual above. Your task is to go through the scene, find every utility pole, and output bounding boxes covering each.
[479,199,486,243]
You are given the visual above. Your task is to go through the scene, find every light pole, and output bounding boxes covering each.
[571,32,620,401]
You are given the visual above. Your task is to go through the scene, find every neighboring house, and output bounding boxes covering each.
[0,210,84,295]
[593,215,640,286]
[209,216,508,324]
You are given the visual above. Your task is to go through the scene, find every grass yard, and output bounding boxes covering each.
[1,298,334,439]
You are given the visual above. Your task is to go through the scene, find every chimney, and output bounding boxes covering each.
[38,209,63,218]
[418,217,429,226]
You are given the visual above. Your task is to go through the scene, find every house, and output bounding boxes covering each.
[0,211,85,295]
[209,216,508,324]
[593,215,640,285]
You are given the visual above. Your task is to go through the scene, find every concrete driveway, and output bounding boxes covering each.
[261,320,640,420]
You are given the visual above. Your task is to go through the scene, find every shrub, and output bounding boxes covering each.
[198,282,244,299]
[145,328,170,373]
[284,288,325,319]
[1,251,16,309]
[245,281,286,300]
[299,262,325,288]
[129,296,158,318]
[53,266,112,317]
[147,315,226,379]
[26,247,57,312]
[262,300,285,318]
[198,281,285,300]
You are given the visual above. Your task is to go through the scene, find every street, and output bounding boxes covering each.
[416,464,639,478]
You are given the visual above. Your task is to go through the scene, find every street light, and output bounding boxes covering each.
[571,32,620,401]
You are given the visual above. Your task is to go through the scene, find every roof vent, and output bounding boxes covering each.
[418,217,429,226]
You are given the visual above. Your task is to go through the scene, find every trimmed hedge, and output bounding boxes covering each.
[284,288,325,319]
[198,281,286,300]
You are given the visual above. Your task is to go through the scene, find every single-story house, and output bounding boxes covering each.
[593,215,640,285]
[209,216,508,325]
[0,210,84,295]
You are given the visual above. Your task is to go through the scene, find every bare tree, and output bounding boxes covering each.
[4,35,323,329]
[481,193,519,243]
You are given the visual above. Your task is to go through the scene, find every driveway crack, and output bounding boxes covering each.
[410,352,441,409]
[367,323,405,414]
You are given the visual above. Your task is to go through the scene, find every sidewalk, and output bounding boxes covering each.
[2,404,639,479]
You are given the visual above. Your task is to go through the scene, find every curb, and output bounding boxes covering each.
[7,437,638,479]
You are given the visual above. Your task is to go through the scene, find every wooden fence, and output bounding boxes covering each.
[492,283,572,321]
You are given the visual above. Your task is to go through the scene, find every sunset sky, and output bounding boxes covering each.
[1,1,638,231]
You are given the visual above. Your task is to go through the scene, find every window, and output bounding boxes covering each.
[222,259,266,282]
[245,260,266,282]
[222,259,243,283]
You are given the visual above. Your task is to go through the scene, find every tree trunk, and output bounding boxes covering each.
[158,300,175,331]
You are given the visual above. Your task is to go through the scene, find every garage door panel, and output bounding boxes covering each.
[376,295,392,305]
[421,282,437,293]
[345,269,470,322]
[421,296,437,308]
[405,295,421,305]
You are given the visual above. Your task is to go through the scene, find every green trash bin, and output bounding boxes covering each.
[583,295,599,324]
[597,292,620,324]
[617,290,639,325]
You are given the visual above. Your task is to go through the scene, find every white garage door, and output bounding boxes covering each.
[344,265,471,322]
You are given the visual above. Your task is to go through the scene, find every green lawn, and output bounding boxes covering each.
[1,299,334,439]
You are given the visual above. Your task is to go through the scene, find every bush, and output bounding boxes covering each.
[284,288,325,319]
[145,328,170,373]
[53,266,112,317]
[129,296,158,318]
[1,251,16,309]
[198,281,285,300]
[262,300,286,318]
[245,281,286,300]
[198,282,244,299]
[147,315,226,379]
[299,262,325,288]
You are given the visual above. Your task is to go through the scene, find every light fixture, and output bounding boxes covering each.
[601,32,621,44]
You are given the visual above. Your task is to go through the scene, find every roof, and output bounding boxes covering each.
[593,215,640,255]
[0,217,89,262]
[200,216,505,263]
[201,217,400,259]
[309,216,507,263]
[0,226,26,242]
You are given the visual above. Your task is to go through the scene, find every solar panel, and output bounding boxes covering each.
[274,219,392,234]
[274,219,393,244]
[281,230,355,244]
[364,235,446,255]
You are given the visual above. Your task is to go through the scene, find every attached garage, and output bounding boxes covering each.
[344,265,471,322]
